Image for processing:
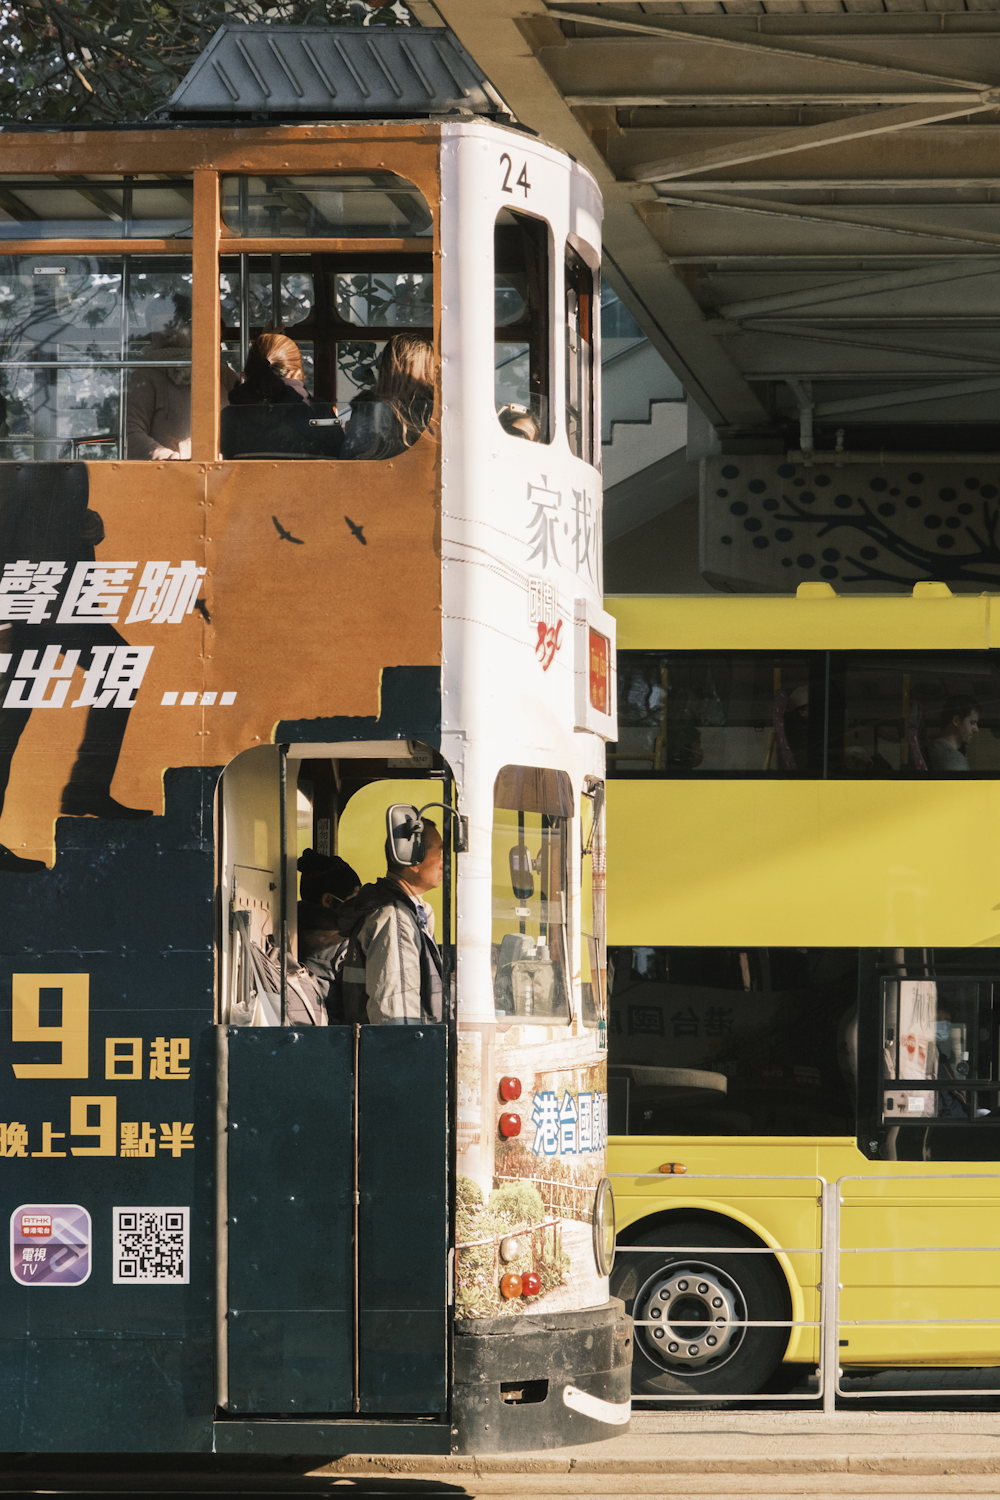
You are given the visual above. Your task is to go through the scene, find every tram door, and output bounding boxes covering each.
[217,747,449,1417]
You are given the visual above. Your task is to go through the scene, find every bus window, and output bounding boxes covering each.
[881,969,1000,1128]
[841,654,1000,776]
[0,174,193,239]
[220,173,432,239]
[492,765,572,1024]
[218,252,434,459]
[606,946,857,1136]
[565,244,594,464]
[0,253,193,462]
[609,652,819,776]
[494,209,549,443]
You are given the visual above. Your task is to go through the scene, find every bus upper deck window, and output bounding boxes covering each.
[565,245,595,464]
[220,174,432,240]
[492,765,572,1025]
[0,253,193,463]
[495,210,550,444]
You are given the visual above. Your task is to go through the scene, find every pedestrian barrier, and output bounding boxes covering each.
[609,1170,1000,1410]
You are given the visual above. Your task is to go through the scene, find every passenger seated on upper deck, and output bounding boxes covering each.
[498,403,540,442]
[126,298,237,459]
[340,333,434,461]
[228,333,310,407]
[927,696,979,772]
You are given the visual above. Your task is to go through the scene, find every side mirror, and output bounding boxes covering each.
[509,843,534,901]
[386,804,425,867]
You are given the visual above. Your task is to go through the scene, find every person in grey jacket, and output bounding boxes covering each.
[337,818,444,1025]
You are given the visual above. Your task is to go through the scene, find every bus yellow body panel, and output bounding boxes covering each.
[604,592,1000,1372]
[607,779,1000,949]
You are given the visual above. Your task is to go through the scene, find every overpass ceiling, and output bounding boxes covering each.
[419,0,1000,449]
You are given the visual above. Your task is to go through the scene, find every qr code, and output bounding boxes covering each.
[112,1207,190,1285]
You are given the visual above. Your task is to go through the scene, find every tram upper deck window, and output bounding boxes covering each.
[0,176,193,239]
[492,765,572,1025]
[606,946,857,1136]
[0,254,193,462]
[495,210,549,444]
[220,174,432,239]
[565,245,595,464]
[218,251,434,457]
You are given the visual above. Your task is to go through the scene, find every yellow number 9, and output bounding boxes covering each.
[12,974,89,1079]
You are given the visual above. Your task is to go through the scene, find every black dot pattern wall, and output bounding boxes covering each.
[701,459,1000,592]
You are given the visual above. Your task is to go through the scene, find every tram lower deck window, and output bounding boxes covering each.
[492,765,572,1024]
[610,649,1000,778]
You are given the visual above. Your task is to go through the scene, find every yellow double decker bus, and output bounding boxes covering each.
[604,584,1000,1401]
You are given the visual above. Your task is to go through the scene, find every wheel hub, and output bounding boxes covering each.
[635,1259,746,1374]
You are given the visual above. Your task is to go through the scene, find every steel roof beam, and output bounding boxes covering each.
[547,11,996,91]
[716,259,1000,317]
[629,98,1000,183]
[653,191,1000,250]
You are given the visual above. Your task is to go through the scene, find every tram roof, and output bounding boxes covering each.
[164,24,508,122]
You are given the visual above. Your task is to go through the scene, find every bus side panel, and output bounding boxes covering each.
[358,1025,447,1415]
[607,780,1000,949]
[226,1027,353,1414]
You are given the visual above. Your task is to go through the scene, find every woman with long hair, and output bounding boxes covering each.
[342,332,434,460]
[228,331,310,406]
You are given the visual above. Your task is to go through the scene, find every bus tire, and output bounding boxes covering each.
[610,1222,789,1397]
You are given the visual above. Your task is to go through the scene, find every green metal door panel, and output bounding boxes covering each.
[358,1025,448,1414]
[226,1027,353,1413]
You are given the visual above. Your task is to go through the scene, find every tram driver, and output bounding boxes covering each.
[335,815,444,1025]
[927,696,979,772]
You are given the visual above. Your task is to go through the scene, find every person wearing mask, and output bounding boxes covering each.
[296,849,361,1023]
[336,816,444,1025]
[927,697,980,772]
[341,333,434,461]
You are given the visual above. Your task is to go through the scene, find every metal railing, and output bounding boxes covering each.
[609,1169,1000,1411]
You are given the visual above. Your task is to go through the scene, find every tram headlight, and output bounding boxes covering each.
[499,1235,522,1263]
[592,1176,616,1278]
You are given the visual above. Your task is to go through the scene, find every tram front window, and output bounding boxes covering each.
[492,765,572,1024]
[0,253,193,462]
[565,244,595,465]
[494,209,549,443]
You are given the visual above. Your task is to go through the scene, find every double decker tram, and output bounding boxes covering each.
[0,25,629,1454]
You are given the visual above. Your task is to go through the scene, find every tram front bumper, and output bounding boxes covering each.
[451,1298,632,1454]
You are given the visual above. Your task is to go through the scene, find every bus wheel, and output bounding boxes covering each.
[610,1223,788,1397]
